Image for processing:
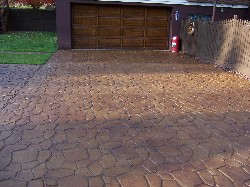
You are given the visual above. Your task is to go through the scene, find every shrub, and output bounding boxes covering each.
[14,0,55,9]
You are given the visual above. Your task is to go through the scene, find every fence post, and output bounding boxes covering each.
[212,0,217,23]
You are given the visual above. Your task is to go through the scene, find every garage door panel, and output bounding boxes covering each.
[123,18,145,26]
[73,28,97,37]
[146,29,166,37]
[73,38,97,47]
[123,38,144,47]
[147,8,168,18]
[98,6,121,15]
[123,29,144,37]
[99,17,121,26]
[73,5,97,15]
[99,28,121,36]
[99,39,121,47]
[146,38,167,47]
[73,17,97,26]
[147,19,168,28]
[72,4,170,49]
[123,7,145,16]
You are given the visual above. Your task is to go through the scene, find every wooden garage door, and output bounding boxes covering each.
[72,4,171,49]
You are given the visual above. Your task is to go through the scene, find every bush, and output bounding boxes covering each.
[14,0,55,9]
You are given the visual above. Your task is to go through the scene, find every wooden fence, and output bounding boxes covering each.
[180,18,250,78]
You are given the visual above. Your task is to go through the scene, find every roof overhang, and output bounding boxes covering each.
[188,0,250,6]
[99,0,249,8]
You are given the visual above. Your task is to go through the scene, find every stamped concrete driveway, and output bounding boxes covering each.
[0,50,250,187]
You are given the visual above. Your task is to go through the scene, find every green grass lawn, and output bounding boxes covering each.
[0,32,57,64]
[0,53,53,65]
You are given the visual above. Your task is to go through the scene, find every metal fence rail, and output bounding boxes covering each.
[180,18,250,78]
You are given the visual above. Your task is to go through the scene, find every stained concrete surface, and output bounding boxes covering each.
[0,50,250,187]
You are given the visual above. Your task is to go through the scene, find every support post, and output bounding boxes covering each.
[212,0,217,22]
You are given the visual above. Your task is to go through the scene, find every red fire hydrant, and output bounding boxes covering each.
[171,36,180,53]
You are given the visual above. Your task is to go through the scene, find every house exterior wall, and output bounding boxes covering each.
[56,0,249,49]
[56,0,71,49]
[56,0,173,49]
[171,5,250,36]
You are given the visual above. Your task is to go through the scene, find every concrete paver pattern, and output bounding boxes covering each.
[0,50,250,187]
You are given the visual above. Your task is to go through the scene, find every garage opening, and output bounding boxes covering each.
[72,3,171,49]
